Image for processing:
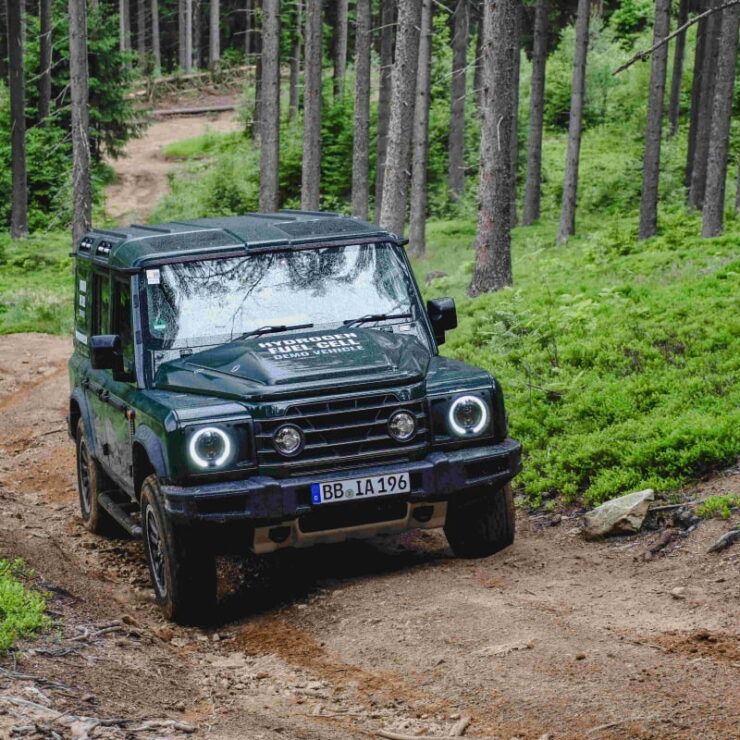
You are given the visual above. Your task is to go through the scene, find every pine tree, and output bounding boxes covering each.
[447,0,469,202]
[302,0,322,210]
[469,0,518,295]
[639,0,671,241]
[288,0,302,121]
[151,0,161,72]
[556,0,590,244]
[522,0,547,225]
[39,0,52,121]
[210,0,221,69]
[668,0,689,137]
[351,0,371,219]
[7,0,27,237]
[375,0,395,215]
[259,0,280,211]
[333,0,348,97]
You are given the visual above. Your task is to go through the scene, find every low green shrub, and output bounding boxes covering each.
[0,559,49,652]
[696,495,740,520]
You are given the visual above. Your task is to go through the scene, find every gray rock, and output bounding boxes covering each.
[582,489,655,539]
[425,270,448,285]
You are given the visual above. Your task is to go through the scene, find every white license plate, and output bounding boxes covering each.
[310,472,410,505]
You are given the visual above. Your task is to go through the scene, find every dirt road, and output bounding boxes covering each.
[0,333,738,740]
[104,110,241,225]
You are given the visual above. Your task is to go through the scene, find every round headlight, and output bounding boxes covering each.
[273,424,304,457]
[388,410,417,442]
[188,427,232,469]
[448,395,489,437]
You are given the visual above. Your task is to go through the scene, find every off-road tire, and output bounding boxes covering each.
[140,474,217,625]
[75,418,119,536]
[444,483,515,558]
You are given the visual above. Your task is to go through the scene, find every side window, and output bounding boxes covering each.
[93,272,111,335]
[113,279,134,375]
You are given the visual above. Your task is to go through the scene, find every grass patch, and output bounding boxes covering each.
[413,208,740,506]
[0,231,73,335]
[0,559,49,652]
[696,495,740,520]
[162,129,242,159]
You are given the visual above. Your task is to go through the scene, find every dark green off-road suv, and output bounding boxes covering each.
[68,211,522,623]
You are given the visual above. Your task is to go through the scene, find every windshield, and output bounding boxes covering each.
[141,243,419,350]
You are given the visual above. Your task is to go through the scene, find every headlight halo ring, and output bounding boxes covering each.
[448,394,490,437]
[188,426,233,469]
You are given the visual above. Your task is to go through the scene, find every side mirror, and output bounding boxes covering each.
[90,335,122,372]
[427,297,457,345]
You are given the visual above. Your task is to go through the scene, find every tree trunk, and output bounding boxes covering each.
[178,0,185,68]
[259,0,280,211]
[137,0,146,63]
[288,0,302,121]
[210,0,220,69]
[374,0,395,216]
[184,0,193,73]
[510,4,522,226]
[38,0,52,122]
[333,0,348,97]
[638,0,671,241]
[685,9,708,190]
[556,0,590,245]
[120,0,131,55]
[522,0,547,226]
[351,0,371,219]
[469,0,518,295]
[668,0,689,137]
[302,0,322,210]
[688,4,720,210]
[69,0,92,243]
[378,0,422,236]
[408,0,433,256]
[0,0,7,82]
[245,0,253,58]
[473,10,483,113]
[7,0,27,238]
[193,0,201,69]
[151,0,161,72]
[447,0,469,202]
[736,157,740,213]
[701,6,740,237]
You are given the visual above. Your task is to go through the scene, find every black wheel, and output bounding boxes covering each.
[140,474,217,625]
[444,483,515,559]
[75,418,119,536]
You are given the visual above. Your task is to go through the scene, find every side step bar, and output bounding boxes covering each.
[98,492,143,538]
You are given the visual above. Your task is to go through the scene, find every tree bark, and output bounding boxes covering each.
[510,3,522,226]
[245,0,253,58]
[378,0,422,236]
[210,0,220,69]
[259,0,280,211]
[288,0,302,120]
[701,6,740,236]
[351,0,371,219]
[469,0,518,295]
[0,0,7,82]
[193,0,202,69]
[685,9,707,190]
[638,0,671,241]
[178,0,186,68]
[7,0,27,238]
[473,9,483,113]
[333,0,348,97]
[151,0,161,72]
[447,0,469,202]
[302,0,322,210]
[120,0,131,55]
[688,4,720,210]
[668,0,689,137]
[184,0,193,73]
[69,0,92,243]
[522,0,547,225]
[736,157,740,213]
[38,0,52,122]
[137,0,146,63]
[374,0,395,216]
[408,0,433,256]
[556,0,590,244]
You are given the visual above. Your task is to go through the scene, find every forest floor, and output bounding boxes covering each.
[104,104,241,225]
[0,334,738,740]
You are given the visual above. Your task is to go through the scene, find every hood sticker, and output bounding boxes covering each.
[258,332,363,361]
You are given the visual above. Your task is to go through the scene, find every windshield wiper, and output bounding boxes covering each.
[343,312,412,327]
[233,323,314,341]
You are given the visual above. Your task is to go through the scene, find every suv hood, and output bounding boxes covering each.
[152,328,431,400]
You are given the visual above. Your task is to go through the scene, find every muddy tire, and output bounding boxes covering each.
[444,483,515,559]
[75,418,119,536]
[140,474,217,625]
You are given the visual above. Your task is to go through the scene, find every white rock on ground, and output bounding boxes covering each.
[582,489,655,540]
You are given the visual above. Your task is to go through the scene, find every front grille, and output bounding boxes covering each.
[255,392,428,476]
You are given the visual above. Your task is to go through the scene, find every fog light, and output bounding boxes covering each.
[273,424,304,457]
[388,410,417,442]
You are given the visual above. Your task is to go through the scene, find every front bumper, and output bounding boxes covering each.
[161,438,522,528]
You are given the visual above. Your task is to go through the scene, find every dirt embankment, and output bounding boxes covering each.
[0,333,738,740]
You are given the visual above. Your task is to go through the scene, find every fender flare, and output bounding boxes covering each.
[70,388,100,455]
[132,424,170,481]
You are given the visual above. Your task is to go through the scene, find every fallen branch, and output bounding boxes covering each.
[706,528,740,553]
[613,0,740,75]
[377,731,497,740]
[586,717,648,735]
[153,104,236,117]
[451,715,471,736]
[129,719,197,733]
[0,667,73,692]
[649,498,709,512]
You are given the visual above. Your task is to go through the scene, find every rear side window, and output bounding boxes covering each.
[93,272,111,335]
[112,279,134,374]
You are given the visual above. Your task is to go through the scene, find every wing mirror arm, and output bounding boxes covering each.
[426,297,457,346]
